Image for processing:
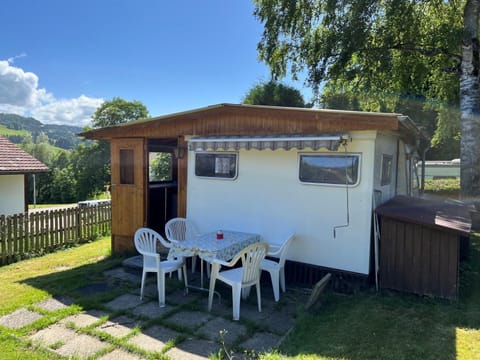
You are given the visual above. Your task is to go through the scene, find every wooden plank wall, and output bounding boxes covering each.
[379,217,459,299]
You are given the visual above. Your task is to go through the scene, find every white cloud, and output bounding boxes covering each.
[0,59,103,126]
[31,95,104,127]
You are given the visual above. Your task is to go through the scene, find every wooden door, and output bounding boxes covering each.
[111,138,146,254]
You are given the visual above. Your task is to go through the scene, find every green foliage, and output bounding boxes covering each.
[70,141,111,201]
[242,80,311,107]
[150,152,172,181]
[254,0,464,160]
[91,97,149,128]
[424,178,460,198]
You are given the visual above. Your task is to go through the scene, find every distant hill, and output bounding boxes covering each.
[0,113,84,150]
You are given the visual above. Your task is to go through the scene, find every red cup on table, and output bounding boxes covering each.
[216,230,224,240]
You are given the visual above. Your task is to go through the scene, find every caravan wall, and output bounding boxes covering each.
[186,131,386,275]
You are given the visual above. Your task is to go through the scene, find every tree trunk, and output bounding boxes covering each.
[460,0,480,199]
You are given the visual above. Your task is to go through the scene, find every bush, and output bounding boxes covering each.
[424,178,460,198]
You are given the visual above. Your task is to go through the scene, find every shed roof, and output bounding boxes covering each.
[0,136,49,174]
[376,196,472,236]
[80,103,422,142]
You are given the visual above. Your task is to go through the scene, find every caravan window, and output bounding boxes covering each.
[381,154,393,186]
[195,153,238,179]
[299,154,360,186]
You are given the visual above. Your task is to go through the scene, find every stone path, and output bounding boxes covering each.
[0,266,309,359]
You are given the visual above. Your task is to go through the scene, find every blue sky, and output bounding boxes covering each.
[0,0,311,127]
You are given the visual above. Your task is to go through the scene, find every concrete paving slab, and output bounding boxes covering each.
[105,293,144,310]
[97,348,145,360]
[237,302,276,324]
[166,338,220,360]
[59,312,106,328]
[196,317,247,346]
[0,308,43,329]
[201,298,233,318]
[131,301,171,318]
[166,288,200,306]
[110,314,144,329]
[33,297,72,311]
[127,325,180,353]
[135,283,158,298]
[239,331,281,353]
[259,310,295,335]
[104,267,141,284]
[54,333,109,358]
[95,319,134,338]
[143,324,181,340]
[29,323,77,347]
[163,310,213,330]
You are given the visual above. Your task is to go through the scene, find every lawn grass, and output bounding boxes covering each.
[424,178,461,199]
[28,203,76,210]
[0,237,117,315]
[0,237,125,359]
[267,233,480,360]
[0,235,479,359]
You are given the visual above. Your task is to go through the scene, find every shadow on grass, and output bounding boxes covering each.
[19,256,133,310]
[279,235,480,360]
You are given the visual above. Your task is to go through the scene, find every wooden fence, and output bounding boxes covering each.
[0,203,111,266]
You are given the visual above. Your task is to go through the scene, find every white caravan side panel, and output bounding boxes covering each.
[0,174,25,215]
[187,132,377,274]
[373,132,399,204]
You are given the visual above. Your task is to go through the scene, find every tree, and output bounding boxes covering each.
[242,80,311,107]
[254,0,480,197]
[73,98,150,200]
[71,142,110,200]
[92,97,149,128]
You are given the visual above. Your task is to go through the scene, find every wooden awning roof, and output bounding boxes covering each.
[80,103,422,143]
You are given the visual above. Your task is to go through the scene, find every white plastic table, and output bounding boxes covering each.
[168,230,260,288]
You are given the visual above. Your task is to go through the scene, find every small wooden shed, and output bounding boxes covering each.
[376,196,471,299]
[82,103,423,282]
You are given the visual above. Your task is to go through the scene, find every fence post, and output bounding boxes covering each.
[0,215,5,265]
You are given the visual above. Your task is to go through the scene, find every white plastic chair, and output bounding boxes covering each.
[165,217,210,276]
[261,234,295,302]
[134,227,188,307]
[208,242,268,321]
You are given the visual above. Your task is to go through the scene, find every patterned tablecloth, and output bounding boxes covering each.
[167,230,260,262]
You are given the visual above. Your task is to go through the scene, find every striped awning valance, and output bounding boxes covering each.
[188,135,347,152]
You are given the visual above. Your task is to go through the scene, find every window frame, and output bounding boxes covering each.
[298,152,362,187]
[194,151,239,180]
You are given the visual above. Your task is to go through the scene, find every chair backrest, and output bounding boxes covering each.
[277,234,295,267]
[134,227,170,254]
[165,217,198,243]
[234,242,268,285]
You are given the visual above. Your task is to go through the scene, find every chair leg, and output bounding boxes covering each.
[280,267,286,292]
[177,269,183,281]
[268,269,280,302]
[140,270,147,300]
[191,255,197,273]
[256,281,262,312]
[208,278,216,312]
[206,261,211,278]
[158,271,166,307]
[241,286,251,300]
[232,283,242,321]
[208,263,220,312]
[183,263,189,295]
